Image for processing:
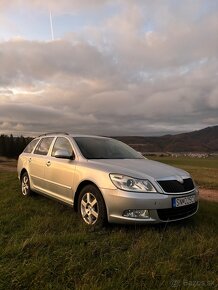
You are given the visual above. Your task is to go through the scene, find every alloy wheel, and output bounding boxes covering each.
[80,192,99,225]
[22,175,29,196]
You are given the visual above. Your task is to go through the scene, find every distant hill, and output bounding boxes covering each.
[114,125,218,152]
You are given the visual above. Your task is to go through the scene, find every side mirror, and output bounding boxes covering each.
[54,149,74,160]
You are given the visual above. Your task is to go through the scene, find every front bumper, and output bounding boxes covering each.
[100,187,199,224]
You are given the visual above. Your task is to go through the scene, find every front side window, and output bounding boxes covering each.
[34,137,54,156]
[51,137,73,157]
[23,139,39,153]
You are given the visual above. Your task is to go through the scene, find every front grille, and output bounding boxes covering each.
[157,202,198,221]
[157,178,195,193]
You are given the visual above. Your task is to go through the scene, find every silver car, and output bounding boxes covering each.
[17,133,199,226]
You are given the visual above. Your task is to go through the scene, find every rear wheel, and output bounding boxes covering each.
[21,172,32,196]
[78,185,107,227]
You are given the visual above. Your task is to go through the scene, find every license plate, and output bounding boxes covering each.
[172,195,196,208]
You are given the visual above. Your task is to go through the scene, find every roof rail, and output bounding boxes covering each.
[38,132,69,137]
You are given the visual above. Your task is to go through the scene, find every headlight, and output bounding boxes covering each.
[109,174,157,192]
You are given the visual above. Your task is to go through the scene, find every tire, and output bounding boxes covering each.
[78,185,107,227]
[21,172,32,197]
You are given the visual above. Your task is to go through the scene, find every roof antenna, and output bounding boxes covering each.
[49,11,54,41]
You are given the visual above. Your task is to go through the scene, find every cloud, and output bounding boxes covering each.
[0,39,115,85]
[0,1,218,135]
[0,0,112,13]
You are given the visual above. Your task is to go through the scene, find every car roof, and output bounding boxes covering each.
[70,134,110,139]
[36,133,110,140]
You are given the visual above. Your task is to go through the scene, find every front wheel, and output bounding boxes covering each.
[78,185,107,227]
[21,172,32,196]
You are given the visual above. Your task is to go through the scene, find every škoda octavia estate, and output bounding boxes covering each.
[17,133,199,227]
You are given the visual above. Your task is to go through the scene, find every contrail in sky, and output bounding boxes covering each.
[49,11,54,41]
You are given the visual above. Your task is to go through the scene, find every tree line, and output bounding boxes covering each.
[0,135,32,158]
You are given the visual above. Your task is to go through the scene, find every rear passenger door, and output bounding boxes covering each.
[29,137,54,190]
[44,137,76,204]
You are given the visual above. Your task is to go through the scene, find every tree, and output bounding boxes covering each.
[0,134,32,158]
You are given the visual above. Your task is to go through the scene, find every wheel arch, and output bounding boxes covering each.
[73,180,106,212]
[20,168,28,180]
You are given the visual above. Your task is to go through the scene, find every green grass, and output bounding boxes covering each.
[0,172,217,290]
[149,156,218,190]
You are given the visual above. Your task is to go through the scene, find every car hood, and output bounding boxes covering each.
[88,158,190,181]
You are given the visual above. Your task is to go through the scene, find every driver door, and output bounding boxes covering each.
[44,137,76,204]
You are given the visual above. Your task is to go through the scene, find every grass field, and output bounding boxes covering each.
[149,156,218,190]
[0,171,217,290]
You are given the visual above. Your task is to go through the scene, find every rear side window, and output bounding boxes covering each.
[23,139,39,153]
[51,137,73,157]
[34,137,54,156]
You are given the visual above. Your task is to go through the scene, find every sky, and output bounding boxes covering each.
[0,0,218,136]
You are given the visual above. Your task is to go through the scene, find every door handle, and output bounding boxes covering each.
[28,158,32,163]
[46,161,51,167]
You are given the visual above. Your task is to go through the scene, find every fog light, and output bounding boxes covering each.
[123,209,150,219]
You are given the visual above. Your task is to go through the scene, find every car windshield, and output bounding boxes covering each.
[74,137,144,159]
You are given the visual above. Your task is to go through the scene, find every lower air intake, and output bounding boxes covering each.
[157,202,198,221]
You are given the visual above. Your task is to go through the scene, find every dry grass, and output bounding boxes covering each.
[0,157,17,172]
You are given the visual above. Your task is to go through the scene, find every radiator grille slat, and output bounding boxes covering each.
[157,178,195,193]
